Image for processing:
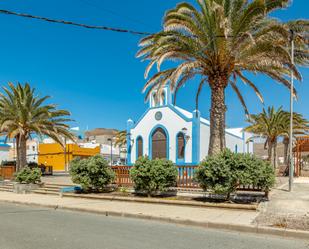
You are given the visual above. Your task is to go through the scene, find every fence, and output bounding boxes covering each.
[112,165,199,188]
[0,166,16,180]
[112,165,263,192]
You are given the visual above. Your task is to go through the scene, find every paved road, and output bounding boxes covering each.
[0,202,308,249]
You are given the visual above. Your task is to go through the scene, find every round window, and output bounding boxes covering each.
[155,111,162,121]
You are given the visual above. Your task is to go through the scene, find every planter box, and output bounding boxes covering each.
[13,183,42,194]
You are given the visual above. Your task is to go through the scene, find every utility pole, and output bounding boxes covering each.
[289,30,295,192]
[108,138,113,166]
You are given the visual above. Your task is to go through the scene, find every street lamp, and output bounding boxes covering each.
[289,30,295,192]
[107,138,113,166]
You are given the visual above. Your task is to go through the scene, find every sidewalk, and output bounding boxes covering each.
[256,179,309,231]
[0,191,257,226]
[0,191,308,240]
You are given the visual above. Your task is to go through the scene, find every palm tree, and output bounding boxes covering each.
[245,107,287,168]
[137,0,308,155]
[0,83,75,171]
[245,107,308,168]
[281,113,308,165]
[114,130,127,148]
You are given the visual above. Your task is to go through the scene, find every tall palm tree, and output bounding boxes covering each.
[245,107,287,168]
[114,130,127,149]
[245,106,308,168]
[0,83,75,171]
[137,0,308,155]
[281,112,308,165]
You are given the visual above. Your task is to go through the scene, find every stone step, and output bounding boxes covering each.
[42,183,76,188]
[37,187,59,192]
[41,185,61,190]
[0,186,13,192]
[33,190,59,195]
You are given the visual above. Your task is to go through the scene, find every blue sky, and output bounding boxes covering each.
[0,0,308,131]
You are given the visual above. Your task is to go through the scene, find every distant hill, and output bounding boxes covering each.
[85,128,119,137]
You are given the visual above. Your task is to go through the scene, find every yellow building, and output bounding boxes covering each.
[38,143,100,172]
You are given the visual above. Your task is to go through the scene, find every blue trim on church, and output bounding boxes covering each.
[175,132,185,164]
[126,119,134,166]
[135,135,143,160]
[191,110,200,164]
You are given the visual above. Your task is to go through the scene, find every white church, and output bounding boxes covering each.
[126,86,253,165]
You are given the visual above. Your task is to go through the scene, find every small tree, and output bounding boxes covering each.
[15,167,41,184]
[130,157,178,196]
[69,155,115,192]
[194,150,275,199]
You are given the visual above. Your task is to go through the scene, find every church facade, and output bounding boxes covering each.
[126,87,253,165]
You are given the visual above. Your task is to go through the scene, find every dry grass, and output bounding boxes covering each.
[255,212,309,231]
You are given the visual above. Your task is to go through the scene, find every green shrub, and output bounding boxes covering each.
[130,157,178,196]
[69,155,115,191]
[15,167,41,184]
[194,150,275,198]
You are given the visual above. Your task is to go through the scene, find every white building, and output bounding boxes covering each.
[126,86,253,165]
[0,142,10,164]
[7,139,39,163]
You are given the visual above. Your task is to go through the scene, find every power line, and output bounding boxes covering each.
[79,0,156,30]
[0,9,152,36]
[0,9,248,38]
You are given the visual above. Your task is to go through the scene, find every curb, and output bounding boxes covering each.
[35,191,258,211]
[2,199,309,240]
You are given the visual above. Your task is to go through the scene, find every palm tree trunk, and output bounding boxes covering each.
[208,79,227,155]
[18,135,27,169]
[273,139,278,169]
[283,137,289,165]
[267,140,274,165]
[15,135,20,172]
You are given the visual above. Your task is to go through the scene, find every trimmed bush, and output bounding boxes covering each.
[130,157,178,196]
[194,150,275,198]
[69,155,115,191]
[15,167,41,184]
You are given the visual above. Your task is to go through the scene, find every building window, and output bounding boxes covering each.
[235,145,238,153]
[137,137,143,158]
[177,133,185,160]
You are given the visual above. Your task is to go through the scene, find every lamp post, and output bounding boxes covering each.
[107,138,113,166]
[289,30,295,192]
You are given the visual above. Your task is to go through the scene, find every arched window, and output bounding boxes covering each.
[137,137,143,158]
[177,133,185,160]
[152,127,167,159]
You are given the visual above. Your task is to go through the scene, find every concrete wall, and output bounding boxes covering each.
[200,123,210,161]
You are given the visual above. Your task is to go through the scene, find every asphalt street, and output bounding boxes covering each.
[0,202,308,249]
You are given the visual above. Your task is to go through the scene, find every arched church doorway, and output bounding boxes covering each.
[151,127,168,159]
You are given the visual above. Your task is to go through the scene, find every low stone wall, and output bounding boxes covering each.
[13,183,42,194]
